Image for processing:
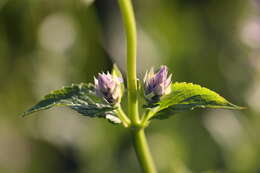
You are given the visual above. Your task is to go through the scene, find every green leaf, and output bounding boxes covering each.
[22,83,120,123]
[112,64,123,80]
[147,82,243,119]
[112,64,125,96]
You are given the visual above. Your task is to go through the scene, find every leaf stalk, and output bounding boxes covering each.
[116,105,131,127]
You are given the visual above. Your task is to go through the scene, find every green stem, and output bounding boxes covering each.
[117,0,139,125]
[117,0,158,172]
[141,108,158,126]
[141,110,153,125]
[133,129,157,173]
[116,105,131,127]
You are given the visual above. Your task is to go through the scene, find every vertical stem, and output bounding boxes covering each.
[117,0,158,172]
[133,129,157,173]
[117,0,139,125]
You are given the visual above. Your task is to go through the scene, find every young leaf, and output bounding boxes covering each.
[146,82,243,120]
[22,83,119,123]
[112,64,123,80]
[112,64,125,94]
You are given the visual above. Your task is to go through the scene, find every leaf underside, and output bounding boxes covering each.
[149,82,243,119]
[22,83,119,123]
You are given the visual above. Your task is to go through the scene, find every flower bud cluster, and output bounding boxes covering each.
[143,65,172,102]
[94,65,172,104]
[94,72,122,104]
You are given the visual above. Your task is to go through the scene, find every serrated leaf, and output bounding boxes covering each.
[147,82,243,119]
[22,83,119,123]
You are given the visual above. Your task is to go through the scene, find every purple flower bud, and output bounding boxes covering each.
[94,72,122,104]
[143,65,172,102]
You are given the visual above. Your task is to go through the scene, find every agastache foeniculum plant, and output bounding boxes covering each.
[21,0,243,172]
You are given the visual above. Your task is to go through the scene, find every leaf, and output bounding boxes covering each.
[112,64,125,99]
[147,82,243,119]
[22,83,120,123]
[112,64,123,80]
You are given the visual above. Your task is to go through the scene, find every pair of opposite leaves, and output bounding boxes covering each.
[22,65,242,125]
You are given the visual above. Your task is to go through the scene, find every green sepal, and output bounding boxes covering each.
[21,83,121,124]
[146,82,243,120]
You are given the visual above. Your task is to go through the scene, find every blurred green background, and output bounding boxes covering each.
[0,0,260,172]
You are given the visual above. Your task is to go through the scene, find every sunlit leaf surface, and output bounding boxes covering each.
[146,82,243,119]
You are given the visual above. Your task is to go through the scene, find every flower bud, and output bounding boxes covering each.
[94,72,122,104]
[143,65,172,102]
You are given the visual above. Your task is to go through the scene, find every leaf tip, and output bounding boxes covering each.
[233,105,247,110]
[20,111,29,118]
[226,102,246,110]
